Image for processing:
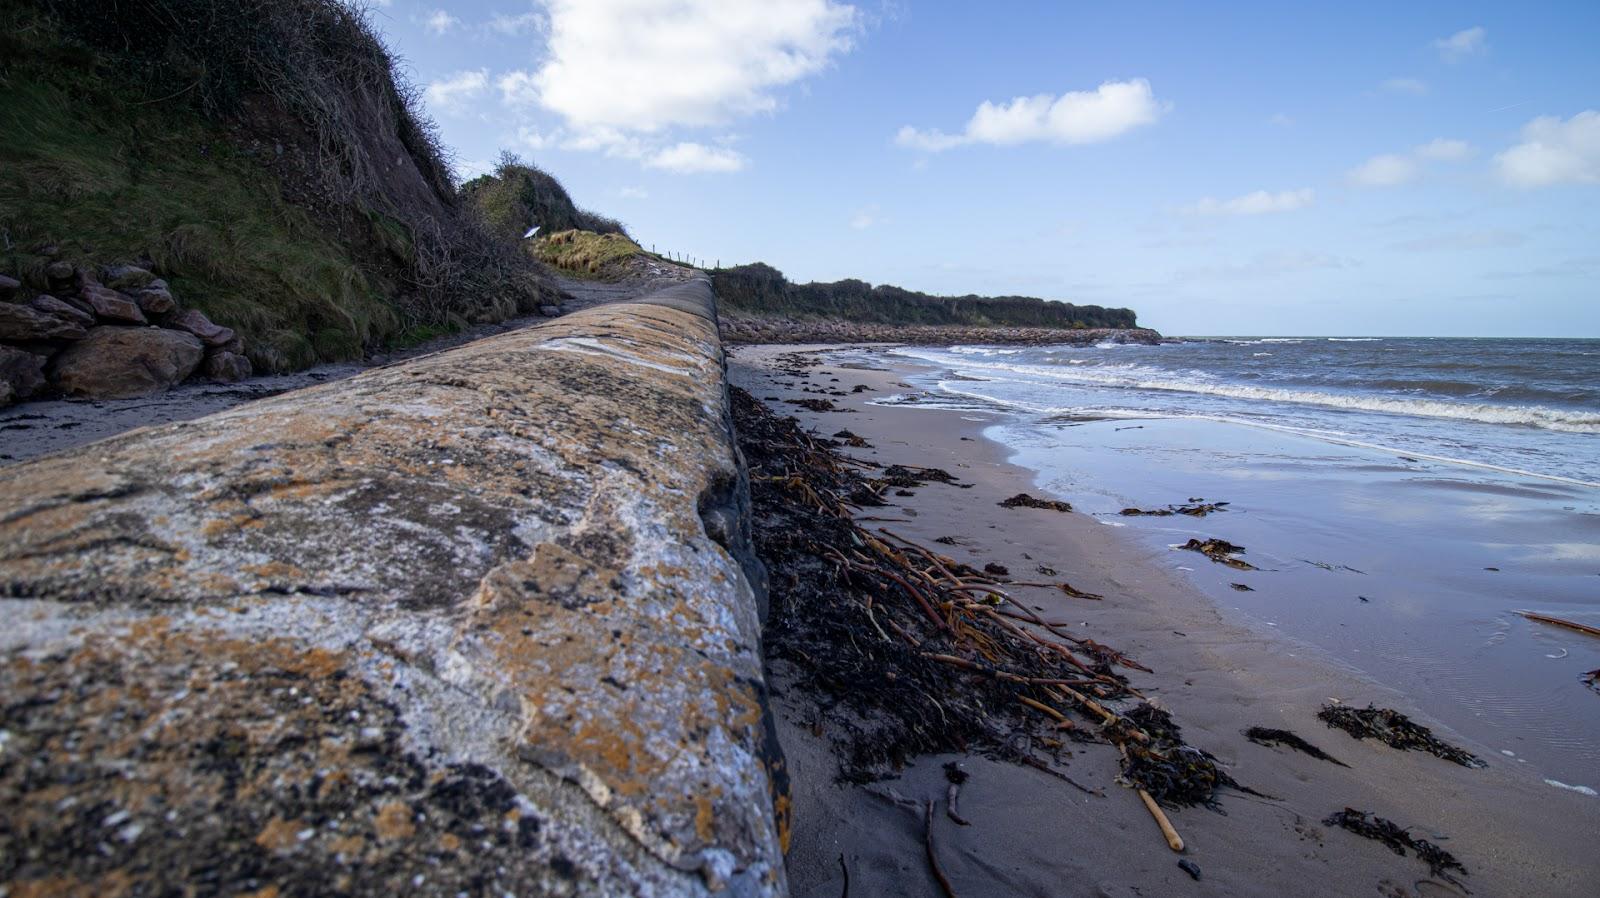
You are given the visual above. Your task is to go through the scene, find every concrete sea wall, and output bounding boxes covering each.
[0,279,788,896]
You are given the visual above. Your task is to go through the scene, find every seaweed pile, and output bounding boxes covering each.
[1244,727,1349,767]
[998,493,1073,513]
[1118,706,1246,809]
[1120,500,1229,518]
[1180,538,1256,571]
[1323,808,1468,887]
[1318,704,1485,768]
[732,386,1242,821]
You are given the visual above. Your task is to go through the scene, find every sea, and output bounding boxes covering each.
[879,336,1600,791]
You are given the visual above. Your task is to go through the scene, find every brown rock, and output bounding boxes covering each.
[202,349,253,382]
[44,260,75,288]
[0,345,47,401]
[169,308,235,346]
[81,284,148,324]
[101,264,156,291]
[0,301,89,341]
[50,326,204,398]
[134,278,176,315]
[30,294,95,327]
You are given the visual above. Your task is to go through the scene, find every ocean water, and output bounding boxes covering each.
[895,337,1600,485]
[877,337,1600,788]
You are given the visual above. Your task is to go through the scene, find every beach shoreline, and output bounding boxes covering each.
[730,343,1598,897]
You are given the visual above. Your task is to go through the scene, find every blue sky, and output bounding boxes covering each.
[367,1,1599,336]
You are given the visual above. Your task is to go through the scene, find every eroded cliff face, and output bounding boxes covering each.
[0,279,787,897]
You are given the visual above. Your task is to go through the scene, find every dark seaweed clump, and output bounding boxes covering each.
[1323,808,1468,887]
[1119,705,1242,809]
[998,493,1072,512]
[1244,727,1349,767]
[1317,704,1485,768]
[733,387,1129,782]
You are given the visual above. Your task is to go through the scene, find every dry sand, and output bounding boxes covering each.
[730,344,1599,898]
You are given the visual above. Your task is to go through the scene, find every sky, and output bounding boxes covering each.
[364,1,1599,337]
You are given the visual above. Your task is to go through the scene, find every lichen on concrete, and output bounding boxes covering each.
[0,278,786,896]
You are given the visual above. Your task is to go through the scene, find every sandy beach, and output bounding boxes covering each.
[730,343,1599,898]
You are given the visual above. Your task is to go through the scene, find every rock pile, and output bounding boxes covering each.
[0,257,252,405]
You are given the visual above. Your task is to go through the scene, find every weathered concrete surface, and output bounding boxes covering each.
[0,278,787,897]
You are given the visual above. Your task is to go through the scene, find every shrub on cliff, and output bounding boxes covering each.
[714,263,1139,330]
[0,0,554,371]
[463,154,630,242]
[533,230,645,279]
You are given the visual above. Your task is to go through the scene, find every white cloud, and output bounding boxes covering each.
[1433,26,1486,61]
[1268,113,1294,127]
[897,79,1166,151]
[424,70,489,114]
[521,0,857,132]
[497,70,540,106]
[1348,138,1475,186]
[489,9,544,35]
[515,126,556,151]
[1494,110,1600,187]
[618,186,650,199]
[1183,188,1314,216]
[849,204,880,229]
[425,9,459,34]
[1414,138,1473,161]
[645,142,747,173]
[1348,153,1420,187]
[1381,77,1428,96]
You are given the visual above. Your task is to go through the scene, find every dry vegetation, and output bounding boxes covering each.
[532,230,647,280]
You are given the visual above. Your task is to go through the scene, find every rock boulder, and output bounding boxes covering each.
[169,307,235,346]
[202,349,253,382]
[0,345,47,403]
[49,325,204,398]
[80,284,148,324]
[29,294,95,327]
[134,277,176,315]
[101,264,157,291]
[0,301,89,342]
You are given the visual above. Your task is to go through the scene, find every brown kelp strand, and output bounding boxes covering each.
[1180,538,1257,570]
[1322,808,1468,887]
[1317,704,1485,768]
[1244,727,1349,767]
[733,386,1225,794]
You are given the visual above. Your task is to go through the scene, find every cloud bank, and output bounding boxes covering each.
[1184,188,1314,216]
[1495,110,1600,187]
[896,79,1166,151]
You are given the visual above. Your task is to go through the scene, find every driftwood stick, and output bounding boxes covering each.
[946,782,971,826]
[924,800,959,898]
[921,652,1098,687]
[1520,611,1600,639]
[1139,789,1186,852]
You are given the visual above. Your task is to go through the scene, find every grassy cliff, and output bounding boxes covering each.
[0,0,553,371]
[714,263,1139,330]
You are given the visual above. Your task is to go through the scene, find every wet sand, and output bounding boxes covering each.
[730,344,1599,898]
